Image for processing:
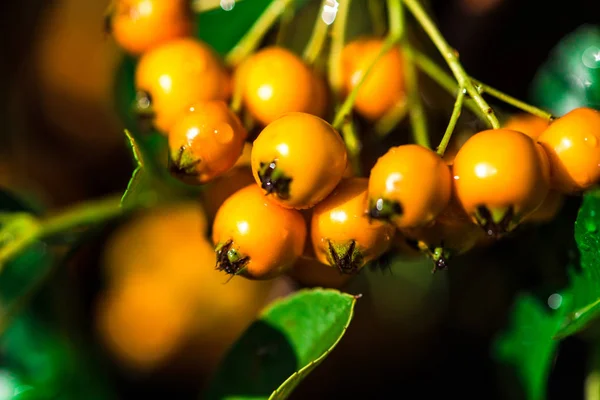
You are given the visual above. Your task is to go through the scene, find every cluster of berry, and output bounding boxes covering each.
[108,1,600,283]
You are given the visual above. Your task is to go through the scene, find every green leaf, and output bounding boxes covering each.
[119,128,197,208]
[205,288,358,400]
[0,312,114,400]
[554,191,600,338]
[0,189,40,216]
[0,242,53,333]
[195,0,275,56]
[530,24,600,115]
[0,190,52,334]
[494,293,568,400]
[120,129,153,208]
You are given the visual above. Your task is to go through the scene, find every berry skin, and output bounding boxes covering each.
[537,107,600,193]
[341,37,405,120]
[452,128,550,236]
[200,144,255,221]
[109,0,193,55]
[311,177,395,274]
[168,101,247,184]
[135,38,231,133]
[212,184,307,280]
[502,113,550,140]
[367,144,452,228]
[523,189,564,224]
[287,256,353,289]
[251,112,347,209]
[401,194,483,271]
[239,47,327,126]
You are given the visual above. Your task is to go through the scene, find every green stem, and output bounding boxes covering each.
[302,0,331,64]
[402,0,500,129]
[387,0,404,37]
[368,0,387,37]
[327,0,351,99]
[375,98,408,137]
[341,118,363,176]
[470,78,554,121]
[0,195,126,270]
[275,3,295,46]
[191,0,247,13]
[40,196,124,237]
[224,0,295,66]
[403,41,430,148]
[409,49,491,126]
[230,82,244,114]
[437,87,465,156]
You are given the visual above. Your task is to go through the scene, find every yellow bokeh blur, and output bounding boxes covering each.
[97,201,276,373]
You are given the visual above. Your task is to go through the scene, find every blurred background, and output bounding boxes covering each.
[0,0,599,398]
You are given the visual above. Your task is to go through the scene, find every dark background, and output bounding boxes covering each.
[0,0,599,398]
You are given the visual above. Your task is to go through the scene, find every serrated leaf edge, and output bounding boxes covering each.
[124,129,143,167]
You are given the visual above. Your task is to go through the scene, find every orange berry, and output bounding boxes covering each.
[341,37,405,120]
[452,128,550,235]
[401,194,483,270]
[251,112,347,209]
[367,144,452,228]
[96,272,194,371]
[311,177,395,274]
[502,113,550,140]
[537,107,600,193]
[201,165,256,222]
[168,101,247,184]
[102,202,209,300]
[110,0,193,55]
[239,46,327,125]
[135,38,231,133]
[212,184,307,279]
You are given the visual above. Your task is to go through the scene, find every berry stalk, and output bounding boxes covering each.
[402,41,431,148]
[374,99,408,137]
[341,119,363,176]
[408,49,491,126]
[0,195,128,270]
[470,78,554,121]
[302,0,332,65]
[327,0,352,98]
[437,87,465,156]
[225,0,295,66]
[402,0,500,129]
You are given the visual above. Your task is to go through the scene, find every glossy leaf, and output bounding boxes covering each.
[530,24,600,116]
[554,191,600,338]
[0,312,114,400]
[494,293,568,400]
[205,288,358,400]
